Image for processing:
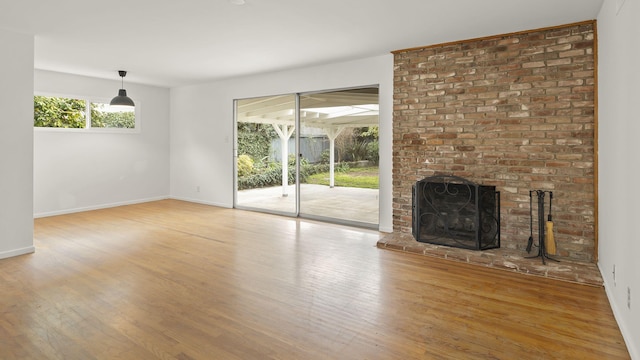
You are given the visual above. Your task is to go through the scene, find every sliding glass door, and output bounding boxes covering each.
[234,94,297,215]
[234,87,379,228]
[298,88,379,227]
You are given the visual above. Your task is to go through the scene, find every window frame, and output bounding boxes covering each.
[33,92,141,133]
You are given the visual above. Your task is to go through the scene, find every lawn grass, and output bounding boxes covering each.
[306,166,379,189]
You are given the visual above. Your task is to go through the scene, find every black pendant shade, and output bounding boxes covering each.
[110,70,135,107]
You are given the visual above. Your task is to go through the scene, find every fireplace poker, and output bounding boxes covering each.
[526,190,533,253]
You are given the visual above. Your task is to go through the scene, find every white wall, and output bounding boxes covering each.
[597,0,639,358]
[0,29,35,259]
[34,70,170,217]
[170,54,394,232]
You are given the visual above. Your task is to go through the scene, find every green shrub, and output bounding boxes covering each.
[34,96,86,128]
[238,166,282,190]
[237,161,349,190]
[346,140,370,161]
[320,149,331,164]
[237,123,275,160]
[237,154,254,177]
[366,141,379,165]
[288,154,308,167]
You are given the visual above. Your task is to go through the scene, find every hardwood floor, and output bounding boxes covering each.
[0,200,629,359]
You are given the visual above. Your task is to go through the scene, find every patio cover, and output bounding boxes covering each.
[236,89,379,194]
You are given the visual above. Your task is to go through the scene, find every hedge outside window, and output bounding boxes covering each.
[34,95,86,128]
[34,95,136,130]
[90,102,135,129]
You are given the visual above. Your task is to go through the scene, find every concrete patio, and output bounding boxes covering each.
[237,184,379,226]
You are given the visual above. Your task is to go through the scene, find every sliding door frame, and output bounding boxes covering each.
[234,85,380,229]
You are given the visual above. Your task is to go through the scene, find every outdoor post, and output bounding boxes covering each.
[325,127,344,188]
[272,124,295,197]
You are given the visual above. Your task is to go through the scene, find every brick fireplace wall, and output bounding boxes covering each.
[392,22,595,261]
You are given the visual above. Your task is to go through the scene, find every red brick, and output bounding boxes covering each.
[392,23,595,262]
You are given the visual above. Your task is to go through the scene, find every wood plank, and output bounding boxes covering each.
[0,200,629,359]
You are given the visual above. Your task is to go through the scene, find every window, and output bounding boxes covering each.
[34,95,137,130]
[90,102,135,129]
[34,95,86,128]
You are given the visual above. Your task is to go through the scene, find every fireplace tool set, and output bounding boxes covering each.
[526,190,558,264]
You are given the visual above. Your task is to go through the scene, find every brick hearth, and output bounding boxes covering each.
[377,233,602,286]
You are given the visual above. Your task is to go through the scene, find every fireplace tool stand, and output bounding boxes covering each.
[526,190,558,265]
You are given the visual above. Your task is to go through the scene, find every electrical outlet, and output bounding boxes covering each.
[613,265,616,286]
[628,287,631,309]
[196,185,200,193]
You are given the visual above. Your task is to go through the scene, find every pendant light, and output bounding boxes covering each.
[110,70,135,107]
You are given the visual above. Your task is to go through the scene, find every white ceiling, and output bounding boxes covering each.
[0,0,603,88]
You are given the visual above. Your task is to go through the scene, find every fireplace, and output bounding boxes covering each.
[412,175,500,250]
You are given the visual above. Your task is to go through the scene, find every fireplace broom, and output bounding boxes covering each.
[545,192,557,255]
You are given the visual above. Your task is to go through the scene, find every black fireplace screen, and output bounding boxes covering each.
[412,175,500,250]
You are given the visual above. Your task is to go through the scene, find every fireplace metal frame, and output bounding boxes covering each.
[412,175,500,250]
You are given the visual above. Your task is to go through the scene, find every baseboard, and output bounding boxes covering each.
[168,196,232,209]
[599,262,638,359]
[0,246,35,260]
[33,196,170,218]
[172,197,387,231]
